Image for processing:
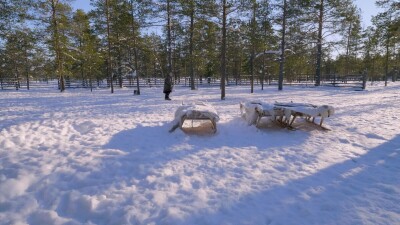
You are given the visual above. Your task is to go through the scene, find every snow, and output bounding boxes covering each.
[0,83,399,225]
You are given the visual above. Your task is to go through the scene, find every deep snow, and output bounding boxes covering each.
[0,83,399,225]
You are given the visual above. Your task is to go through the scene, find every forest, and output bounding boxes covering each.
[0,0,399,96]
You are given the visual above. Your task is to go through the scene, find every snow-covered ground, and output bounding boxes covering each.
[1,83,399,225]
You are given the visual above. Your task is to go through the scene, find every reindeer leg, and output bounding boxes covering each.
[212,118,217,133]
[256,115,261,127]
[290,115,297,126]
[180,116,186,129]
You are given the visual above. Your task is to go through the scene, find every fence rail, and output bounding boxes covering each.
[0,72,390,91]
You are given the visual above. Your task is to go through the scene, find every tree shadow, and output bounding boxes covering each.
[181,135,400,225]
[104,118,311,170]
[79,120,310,224]
[26,121,398,224]
[96,118,310,193]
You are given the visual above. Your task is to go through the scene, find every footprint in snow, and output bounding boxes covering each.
[73,121,97,135]
[365,133,386,141]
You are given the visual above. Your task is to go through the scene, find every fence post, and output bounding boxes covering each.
[362,70,367,90]
[333,74,336,87]
[15,76,19,90]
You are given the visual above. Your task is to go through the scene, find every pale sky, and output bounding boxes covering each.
[71,0,380,28]
[354,0,380,28]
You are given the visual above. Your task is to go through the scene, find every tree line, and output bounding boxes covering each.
[0,0,399,98]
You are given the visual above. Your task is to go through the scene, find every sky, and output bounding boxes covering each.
[72,0,379,28]
[354,0,380,28]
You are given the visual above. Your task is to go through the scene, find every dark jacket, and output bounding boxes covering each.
[163,75,173,93]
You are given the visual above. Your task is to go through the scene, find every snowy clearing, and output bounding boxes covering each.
[1,83,399,225]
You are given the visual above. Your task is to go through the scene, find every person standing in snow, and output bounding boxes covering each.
[163,72,173,100]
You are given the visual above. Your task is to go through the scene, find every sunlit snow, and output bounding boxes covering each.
[1,83,399,225]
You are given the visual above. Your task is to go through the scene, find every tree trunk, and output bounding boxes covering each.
[385,34,389,86]
[0,72,3,90]
[262,50,265,90]
[25,47,30,90]
[167,0,173,77]
[14,65,20,90]
[189,4,195,90]
[315,0,323,86]
[221,0,227,100]
[106,0,114,93]
[131,0,141,95]
[278,0,287,91]
[345,23,352,75]
[51,0,65,92]
[250,0,256,93]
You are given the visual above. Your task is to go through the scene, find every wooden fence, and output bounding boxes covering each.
[0,72,390,91]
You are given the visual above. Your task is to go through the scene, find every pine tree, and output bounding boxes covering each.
[373,0,399,85]
[300,0,355,86]
[3,30,36,90]
[70,9,103,91]
[0,0,32,38]
[341,5,362,75]
[36,0,73,92]
[218,0,246,100]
